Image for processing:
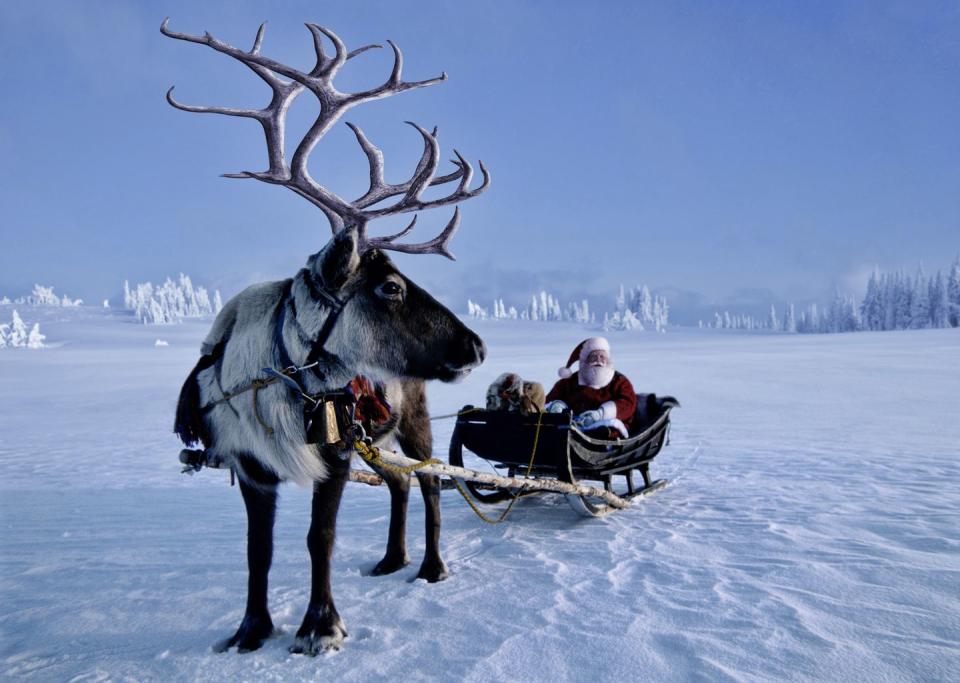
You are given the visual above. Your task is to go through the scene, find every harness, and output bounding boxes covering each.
[204,275,359,451]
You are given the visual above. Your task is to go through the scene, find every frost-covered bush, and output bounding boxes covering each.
[123,274,223,325]
[14,285,82,307]
[614,284,669,332]
[467,299,488,319]
[0,310,45,349]
[603,309,644,331]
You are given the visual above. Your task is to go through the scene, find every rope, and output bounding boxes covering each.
[429,407,483,421]
[447,409,545,525]
[206,363,325,437]
[353,408,545,525]
[251,379,274,436]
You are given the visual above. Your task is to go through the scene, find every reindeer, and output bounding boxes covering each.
[162,19,489,654]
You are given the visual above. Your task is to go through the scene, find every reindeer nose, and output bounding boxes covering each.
[448,329,485,370]
[471,334,487,365]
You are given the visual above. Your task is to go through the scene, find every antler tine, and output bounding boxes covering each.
[162,20,305,181]
[451,150,474,195]
[347,44,382,59]
[251,22,266,54]
[363,152,489,219]
[305,23,328,74]
[345,122,386,199]
[370,215,418,244]
[348,123,466,210]
[306,24,348,78]
[161,18,316,90]
[364,208,461,260]
[387,39,403,86]
[346,39,448,105]
[165,86,261,119]
[402,122,441,203]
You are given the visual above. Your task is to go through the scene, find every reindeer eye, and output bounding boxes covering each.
[377,280,404,300]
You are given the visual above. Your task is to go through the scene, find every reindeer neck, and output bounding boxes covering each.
[277,271,354,392]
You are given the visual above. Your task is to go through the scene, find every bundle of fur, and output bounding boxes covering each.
[485,373,546,415]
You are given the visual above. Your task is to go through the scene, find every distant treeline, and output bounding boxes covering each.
[467,284,670,332]
[704,256,960,333]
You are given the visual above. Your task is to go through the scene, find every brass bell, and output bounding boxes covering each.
[319,399,341,445]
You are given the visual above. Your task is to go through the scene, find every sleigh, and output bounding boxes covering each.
[448,394,679,517]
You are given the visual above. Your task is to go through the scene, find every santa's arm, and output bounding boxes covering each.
[607,375,638,422]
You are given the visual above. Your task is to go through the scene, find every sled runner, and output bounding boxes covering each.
[448,394,679,517]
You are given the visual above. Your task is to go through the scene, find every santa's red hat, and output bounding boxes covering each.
[558,337,611,378]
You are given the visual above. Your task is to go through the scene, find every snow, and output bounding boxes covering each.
[1,306,958,681]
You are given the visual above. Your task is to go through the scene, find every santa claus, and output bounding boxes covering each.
[545,337,637,439]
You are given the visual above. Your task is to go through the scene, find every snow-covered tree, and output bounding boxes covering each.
[861,269,883,331]
[123,275,223,324]
[27,323,45,348]
[949,255,960,327]
[0,310,45,349]
[909,268,930,329]
[784,303,797,333]
[768,304,779,332]
[928,271,949,329]
[19,284,82,307]
[603,309,643,331]
[8,310,28,346]
[466,299,488,319]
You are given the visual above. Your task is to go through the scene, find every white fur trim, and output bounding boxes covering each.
[599,401,617,421]
[558,367,573,379]
[579,337,610,363]
[580,417,629,439]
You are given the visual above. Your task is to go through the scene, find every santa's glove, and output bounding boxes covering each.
[575,409,603,428]
[545,400,568,414]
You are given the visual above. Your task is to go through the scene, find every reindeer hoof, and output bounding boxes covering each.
[416,558,450,583]
[370,552,410,576]
[289,605,347,656]
[213,612,275,653]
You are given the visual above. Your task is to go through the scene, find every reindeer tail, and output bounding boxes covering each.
[174,343,223,447]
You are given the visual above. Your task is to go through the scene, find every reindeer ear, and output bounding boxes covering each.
[311,229,360,291]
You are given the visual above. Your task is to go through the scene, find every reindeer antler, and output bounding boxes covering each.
[161,19,489,259]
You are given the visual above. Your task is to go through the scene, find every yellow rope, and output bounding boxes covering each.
[353,409,545,525]
[448,408,544,524]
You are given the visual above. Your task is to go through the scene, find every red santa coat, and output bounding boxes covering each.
[546,371,638,433]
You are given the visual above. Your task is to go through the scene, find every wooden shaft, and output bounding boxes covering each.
[368,447,631,510]
[348,470,384,487]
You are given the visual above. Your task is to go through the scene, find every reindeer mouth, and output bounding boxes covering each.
[436,362,478,383]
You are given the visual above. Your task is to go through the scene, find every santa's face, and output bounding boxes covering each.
[579,348,614,388]
[585,349,609,367]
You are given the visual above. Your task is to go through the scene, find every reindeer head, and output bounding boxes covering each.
[162,19,488,383]
[306,229,485,383]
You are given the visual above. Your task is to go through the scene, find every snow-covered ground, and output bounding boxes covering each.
[1,305,958,682]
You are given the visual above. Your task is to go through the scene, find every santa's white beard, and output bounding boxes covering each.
[579,362,614,389]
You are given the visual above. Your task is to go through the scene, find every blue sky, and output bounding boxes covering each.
[1,1,957,322]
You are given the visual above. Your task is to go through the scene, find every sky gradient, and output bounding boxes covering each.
[1,1,957,323]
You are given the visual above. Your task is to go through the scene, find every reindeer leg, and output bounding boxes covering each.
[214,469,278,653]
[399,382,449,583]
[290,458,350,655]
[369,466,412,575]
